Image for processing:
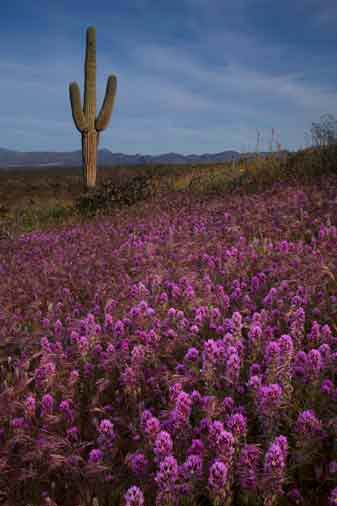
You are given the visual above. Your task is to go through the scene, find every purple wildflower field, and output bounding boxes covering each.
[0,175,337,505]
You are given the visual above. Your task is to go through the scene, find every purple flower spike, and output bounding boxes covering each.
[124,486,144,506]
[263,437,288,495]
[183,454,203,479]
[208,460,229,492]
[154,431,173,461]
[88,448,103,463]
[155,455,179,489]
[227,413,247,439]
[329,487,337,505]
[238,444,262,492]
[295,410,322,437]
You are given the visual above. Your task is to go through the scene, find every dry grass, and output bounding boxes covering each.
[0,145,335,238]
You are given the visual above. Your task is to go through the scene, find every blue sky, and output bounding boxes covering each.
[0,0,337,154]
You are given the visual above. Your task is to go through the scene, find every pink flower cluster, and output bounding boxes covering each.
[0,175,337,504]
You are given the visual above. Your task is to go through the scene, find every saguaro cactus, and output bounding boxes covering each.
[69,26,117,188]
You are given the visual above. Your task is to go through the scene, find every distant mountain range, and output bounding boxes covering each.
[0,147,289,170]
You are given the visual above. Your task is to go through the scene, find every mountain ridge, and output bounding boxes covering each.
[0,147,289,170]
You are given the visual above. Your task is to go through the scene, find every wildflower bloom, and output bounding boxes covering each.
[307,349,322,378]
[184,347,199,362]
[215,430,235,461]
[169,383,182,403]
[40,336,52,352]
[237,444,262,492]
[225,352,241,385]
[263,436,288,495]
[66,426,80,442]
[173,391,192,427]
[319,343,332,364]
[208,460,229,492]
[155,455,179,490]
[44,361,56,377]
[249,363,261,376]
[188,439,205,456]
[278,334,294,359]
[247,374,262,391]
[140,409,153,429]
[227,413,247,439]
[11,417,26,429]
[295,410,322,437]
[41,394,54,415]
[294,350,307,367]
[84,362,94,377]
[191,390,202,405]
[256,384,283,417]
[78,336,89,354]
[144,416,161,441]
[70,330,80,344]
[208,420,225,449]
[248,324,262,345]
[232,311,243,338]
[329,461,337,475]
[308,320,321,347]
[167,307,177,320]
[69,369,80,386]
[98,419,115,438]
[24,394,36,418]
[41,318,50,329]
[211,307,221,322]
[223,396,235,415]
[128,453,148,475]
[203,339,218,364]
[264,341,281,364]
[131,345,145,367]
[124,486,144,506]
[329,488,337,505]
[183,454,203,479]
[154,431,173,461]
[59,399,74,423]
[286,488,304,505]
[190,324,199,335]
[88,448,103,463]
[321,379,334,395]
[113,320,125,337]
[59,399,72,413]
[121,366,138,391]
[175,363,185,375]
[274,435,288,456]
[103,313,113,330]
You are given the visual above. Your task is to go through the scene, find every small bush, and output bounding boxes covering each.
[75,174,160,217]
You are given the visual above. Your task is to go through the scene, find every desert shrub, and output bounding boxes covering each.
[75,174,160,217]
[285,144,337,181]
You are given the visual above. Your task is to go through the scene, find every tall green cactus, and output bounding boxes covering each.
[69,26,117,189]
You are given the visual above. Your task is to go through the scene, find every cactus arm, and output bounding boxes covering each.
[95,75,117,131]
[69,25,117,189]
[84,26,96,128]
[69,82,88,132]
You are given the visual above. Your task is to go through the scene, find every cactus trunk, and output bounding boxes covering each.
[69,26,117,190]
[82,131,98,188]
